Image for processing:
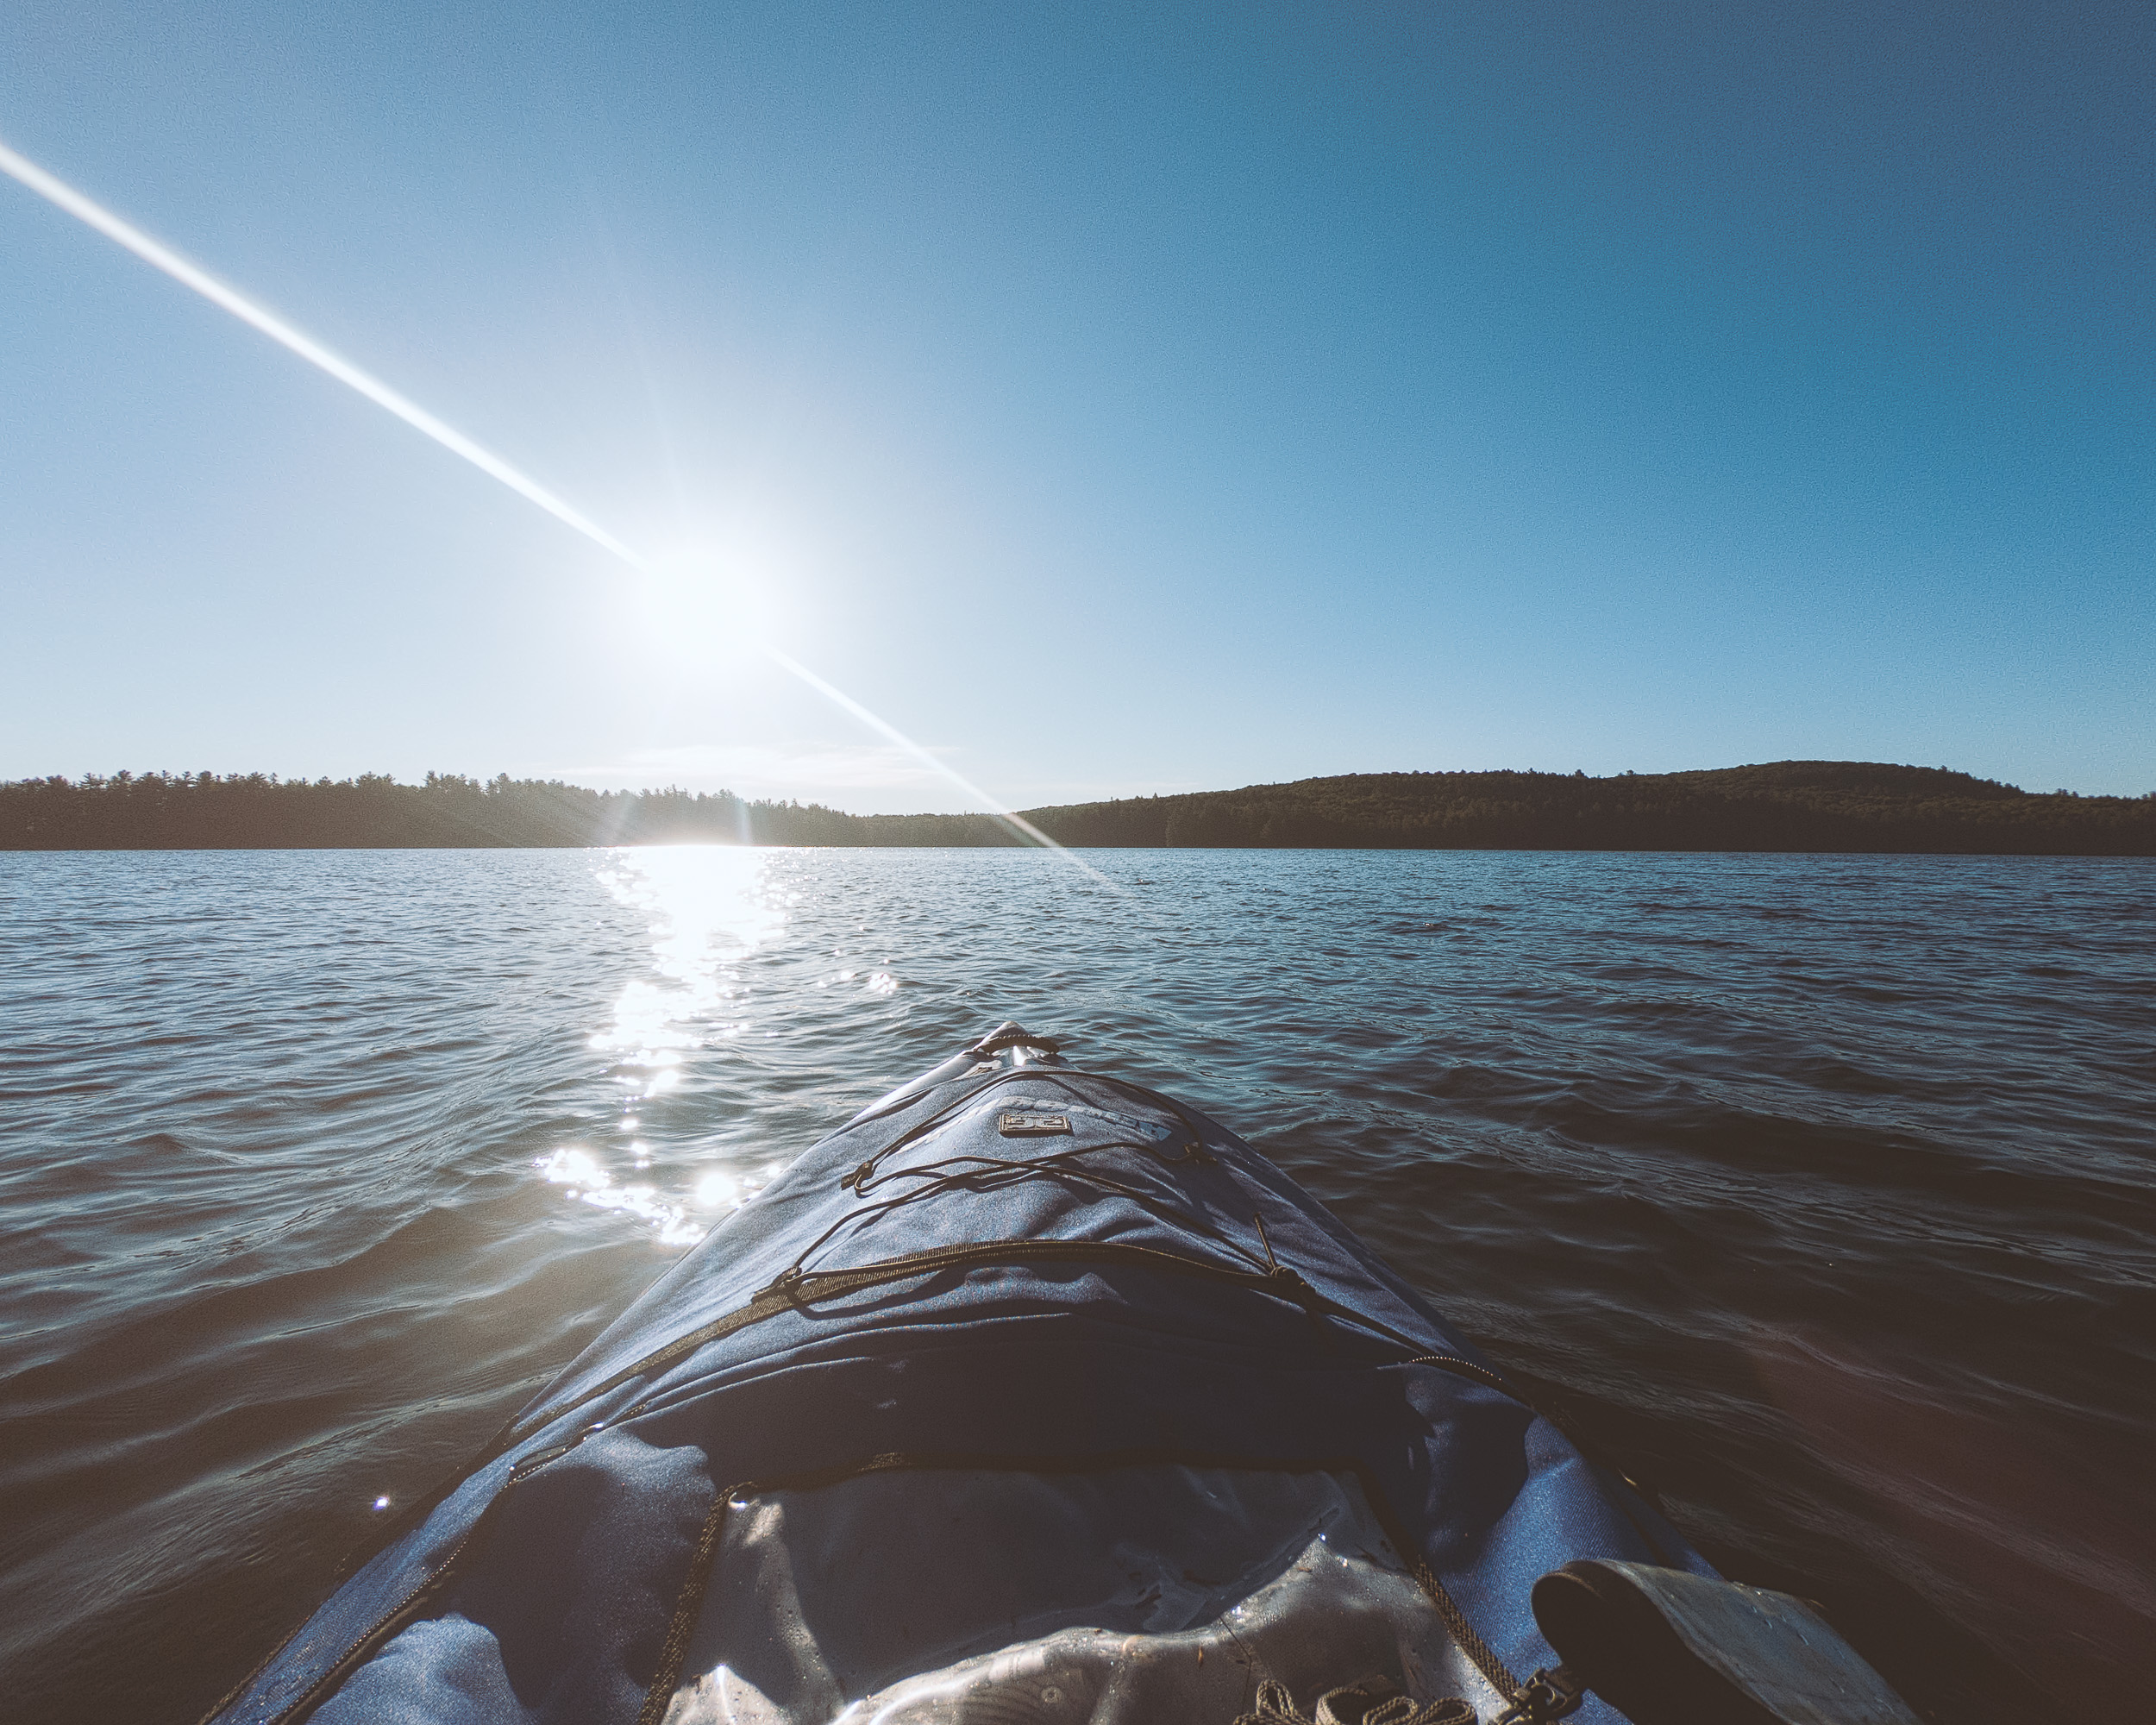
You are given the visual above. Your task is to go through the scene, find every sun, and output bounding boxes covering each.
[629,520,802,672]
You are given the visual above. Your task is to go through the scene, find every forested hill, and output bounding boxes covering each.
[1018,762,2155,853]
[3,762,2152,853]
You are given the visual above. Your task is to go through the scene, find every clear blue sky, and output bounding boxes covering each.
[3,1,2149,808]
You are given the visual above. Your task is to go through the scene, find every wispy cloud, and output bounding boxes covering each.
[541,742,962,802]
[1002,775,1214,804]
[520,748,1219,813]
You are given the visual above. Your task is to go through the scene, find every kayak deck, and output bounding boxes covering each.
[210,1026,1707,1725]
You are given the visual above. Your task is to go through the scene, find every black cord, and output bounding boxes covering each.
[787,1138,1273,1280]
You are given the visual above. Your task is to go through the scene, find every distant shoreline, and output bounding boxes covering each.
[5,762,2153,855]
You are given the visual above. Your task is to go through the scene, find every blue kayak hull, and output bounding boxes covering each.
[207,1026,1709,1725]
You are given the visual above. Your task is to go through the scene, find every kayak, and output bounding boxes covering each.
[205,1025,1918,1725]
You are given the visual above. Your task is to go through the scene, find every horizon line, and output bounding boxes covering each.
[8,758,2134,810]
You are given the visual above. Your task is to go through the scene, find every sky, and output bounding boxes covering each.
[1,1,2149,809]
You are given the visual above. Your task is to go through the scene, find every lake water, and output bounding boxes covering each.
[2,847,2150,1724]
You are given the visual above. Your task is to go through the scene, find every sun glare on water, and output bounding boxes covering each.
[536,847,792,1247]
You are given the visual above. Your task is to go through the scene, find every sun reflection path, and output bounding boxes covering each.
[592,847,784,1060]
[0,137,1114,885]
[533,849,793,1246]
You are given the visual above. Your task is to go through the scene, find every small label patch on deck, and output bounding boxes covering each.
[996,1111,1072,1138]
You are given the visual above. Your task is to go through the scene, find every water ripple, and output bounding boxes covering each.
[0,847,2150,1722]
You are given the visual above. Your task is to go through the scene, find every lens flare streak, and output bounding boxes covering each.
[0,136,1111,882]
[761,644,1093,864]
[0,139,640,565]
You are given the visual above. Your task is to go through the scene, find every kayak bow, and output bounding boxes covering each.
[205,1025,1915,1725]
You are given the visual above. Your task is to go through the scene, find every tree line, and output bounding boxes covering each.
[3,762,2152,854]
